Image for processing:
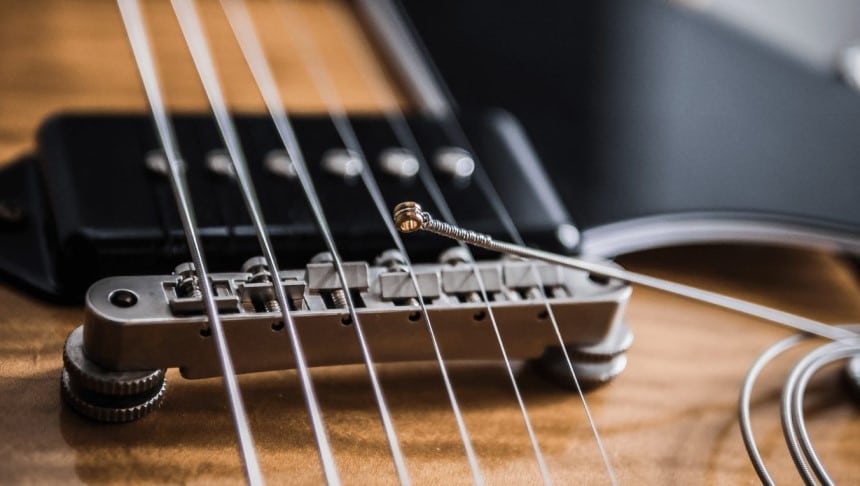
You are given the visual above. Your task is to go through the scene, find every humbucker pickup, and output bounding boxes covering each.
[62,253,632,422]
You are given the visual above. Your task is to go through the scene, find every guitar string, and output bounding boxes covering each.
[220,1,484,483]
[207,0,411,482]
[791,343,860,485]
[407,212,858,342]
[433,119,620,485]
[285,3,555,484]
[320,3,617,484]
[739,327,859,486]
[116,1,263,484]
[168,0,342,483]
[782,340,860,485]
[738,332,805,486]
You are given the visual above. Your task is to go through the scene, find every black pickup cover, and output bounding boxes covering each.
[0,112,571,298]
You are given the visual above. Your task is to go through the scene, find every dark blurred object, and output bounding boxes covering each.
[395,0,860,256]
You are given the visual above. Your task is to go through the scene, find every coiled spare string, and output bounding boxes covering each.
[739,325,860,486]
[170,0,342,483]
[782,339,860,485]
[117,1,263,484]
[406,209,856,342]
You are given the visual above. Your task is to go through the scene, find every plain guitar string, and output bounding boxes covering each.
[216,0,418,483]
[220,1,484,484]
[432,130,619,484]
[117,2,264,481]
[271,2,558,484]
[115,1,264,484]
[169,0,347,484]
[316,3,618,485]
[262,1,492,483]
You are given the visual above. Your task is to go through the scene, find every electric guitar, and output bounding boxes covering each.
[1,0,859,484]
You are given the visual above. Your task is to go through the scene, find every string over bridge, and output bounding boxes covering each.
[62,251,632,422]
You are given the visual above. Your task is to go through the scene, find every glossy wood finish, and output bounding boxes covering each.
[1,1,859,484]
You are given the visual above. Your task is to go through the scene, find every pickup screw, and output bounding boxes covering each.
[321,149,363,179]
[241,256,280,313]
[310,251,348,308]
[434,147,475,179]
[379,148,420,179]
[375,249,419,307]
[174,262,202,299]
[438,246,482,303]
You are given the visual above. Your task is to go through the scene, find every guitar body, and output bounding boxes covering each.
[1,1,858,484]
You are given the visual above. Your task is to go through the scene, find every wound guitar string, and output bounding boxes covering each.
[401,203,860,483]
[116,0,264,484]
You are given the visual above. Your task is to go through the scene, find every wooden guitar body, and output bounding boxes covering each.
[0,0,858,484]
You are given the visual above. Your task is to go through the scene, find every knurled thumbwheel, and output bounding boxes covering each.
[537,350,628,390]
[63,326,164,396]
[60,325,167,423]
[567,321,633,363]
[61,368,167,423]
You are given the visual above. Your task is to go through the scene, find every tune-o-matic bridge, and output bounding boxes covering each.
[62,251,632,422]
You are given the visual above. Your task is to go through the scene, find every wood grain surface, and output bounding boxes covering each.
[1,1,859,484]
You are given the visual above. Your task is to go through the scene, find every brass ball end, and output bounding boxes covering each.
[393,201,425,233]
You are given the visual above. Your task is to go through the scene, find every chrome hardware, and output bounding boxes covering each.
[241,256,280,313]
[174,262,202,300]
[74,253,631,380]
[375,249,421,306]
[437,246,499,303]
[307,251,368,309]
